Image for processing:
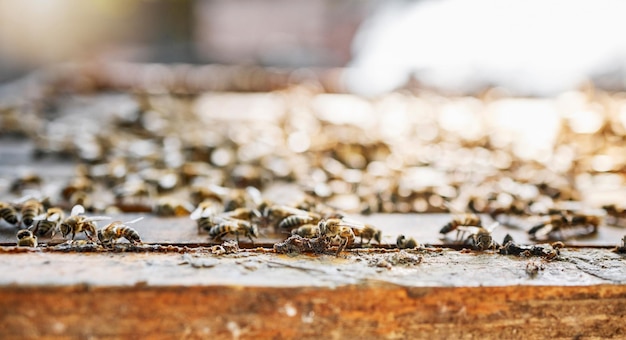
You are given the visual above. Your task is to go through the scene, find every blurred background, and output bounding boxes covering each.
[1,0,626,96]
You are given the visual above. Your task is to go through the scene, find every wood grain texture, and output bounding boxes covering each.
[2,284,626,339]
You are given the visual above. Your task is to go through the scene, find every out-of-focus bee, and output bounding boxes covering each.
[208,218,258,243]
[61,176,94,201]
[396,235,418,249]
[351,223,382,245]
[278,214,320,231]
[439,213,482,241]
[20,198,45,228]
[16,229,37,247]
[528,212,600,241]
[114,177,154,204]
[262,204,321,230]
[67,191,93,211]
[0,201,19,226]
[461,222,499,251]
[190,200,222,233]
[140,168,179,193]
[59,205,109,241]
[221,207,262,222]
[223,189,248,212]
[31,207,64,237]
[291,224,320,238]
[318,218,356,256]
[10,173,42,194]
[602,204,626,228]
[97,217,143,247]
[189,184,225,206]
[153,197,194,217]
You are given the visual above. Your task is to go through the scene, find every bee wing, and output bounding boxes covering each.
[245,186,263,206]
[443,201,465,215]
[47,213,61,222]
[336,217,365,229]
[32,213,48,221]
[71,204,85,216]
[83,216,111,222]
[125,216,144,224]
[208,184,230,197]
[486,221,499,233]
[456,226,483,235]
[190,206,204,220]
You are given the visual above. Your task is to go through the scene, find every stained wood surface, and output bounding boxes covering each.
[1,248,626,339]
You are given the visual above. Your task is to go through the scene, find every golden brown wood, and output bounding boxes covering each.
[2,284,626,339]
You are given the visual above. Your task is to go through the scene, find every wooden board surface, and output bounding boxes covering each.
[1,248,626,339]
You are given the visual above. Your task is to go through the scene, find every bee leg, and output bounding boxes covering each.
[336,239,347,257]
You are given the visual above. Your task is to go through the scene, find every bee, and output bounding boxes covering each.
[278,214,320,230]
[221,207,262,222]
[396,235,418,249]
[351,223,382,245]
[223,189,248,212]
[528,212,600,241]
[318,218,356,256]
[31,207,64,237]
[10,173,42,194]
[603,204,626,227]
[189,184,226,206]
[263,204,321,230]
[114,177,154,204]
[291,224,320,238]
[461,223,499,251]
[61,176,94,201]
[208,218,258,244]
[59,205,109,241]
[20,198,45,228]
[439,213,482,241]
[153,197,194,217]
[0,201,19,226]
[97,217,143,247]
[16,229,37,247]
[190,200,222,233]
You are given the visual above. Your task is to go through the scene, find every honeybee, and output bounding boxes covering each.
[603,204,626,227]
[31,207,64,237]
[190,200,222,233]
[291,224,320,238]
[59,205,109,241]
[351,223,382,245]
[396,235,418,249]
[61,176,94,201]
[153,197,194,217]
[97,217,143,247]
[208,218,258,243]
[10,173,42,193]
[16,229,37,247]
[189,184,226,206]
[439,213,482,241]
[20,198,45,228]
[461,222,499,251]
[528,212,600,241]
[278,214,320,230]
[263,204,321,230]
[0,202,19,226]
[114,177,154,204]
[221,207,262,222]
[318,218,356,256]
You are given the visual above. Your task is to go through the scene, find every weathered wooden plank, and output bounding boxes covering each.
[1,249,625,339]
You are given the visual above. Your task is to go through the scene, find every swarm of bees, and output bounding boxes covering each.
[3,64,626,259]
